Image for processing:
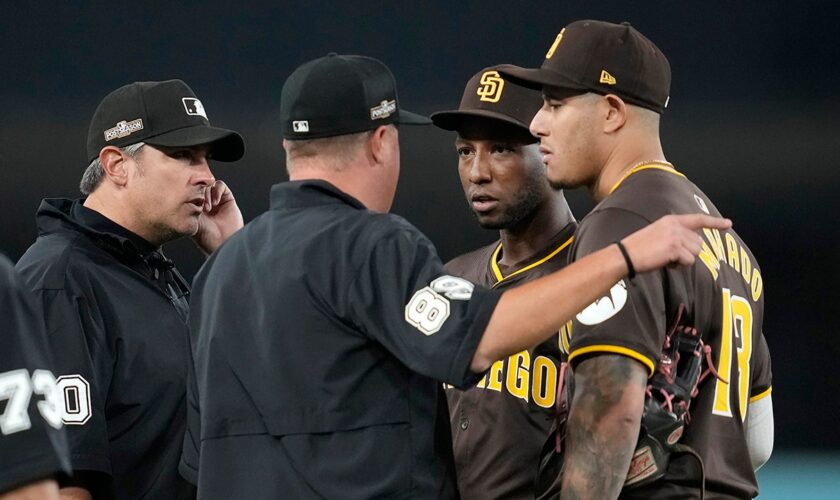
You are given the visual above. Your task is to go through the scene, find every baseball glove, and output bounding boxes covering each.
[624,303,723,499]
[534,304,722,500]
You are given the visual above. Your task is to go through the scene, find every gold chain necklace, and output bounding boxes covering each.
[628,159,674,171]
[609,160,678,195]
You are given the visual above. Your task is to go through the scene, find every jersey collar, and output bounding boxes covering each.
[608,162,686,195]
[489,223,577,287]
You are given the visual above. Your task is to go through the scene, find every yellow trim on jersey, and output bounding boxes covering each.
[749,386,772,403]
[609,163,687,195]
[490,243,504,281]
[568,345,656,377]
[490,236,575,288]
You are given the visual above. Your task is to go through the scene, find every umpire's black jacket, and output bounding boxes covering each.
[182,180,501,499]
[16,198,196,500]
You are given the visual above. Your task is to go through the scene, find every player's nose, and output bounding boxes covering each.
[469,153,492,183]
[530,107,548,137]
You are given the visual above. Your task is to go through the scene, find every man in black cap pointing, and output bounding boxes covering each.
[16,79,245,500]
[182,53,731,499]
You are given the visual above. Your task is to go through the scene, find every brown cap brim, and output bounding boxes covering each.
[430,109,532,133]
[496,64,589,93]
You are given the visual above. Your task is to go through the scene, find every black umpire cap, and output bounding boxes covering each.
[87,79,245,162]
[498,20,671,114]
[280,53,431,140]
[431,65,542,142]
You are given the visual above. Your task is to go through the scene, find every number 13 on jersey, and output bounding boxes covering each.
[712,288,753,421]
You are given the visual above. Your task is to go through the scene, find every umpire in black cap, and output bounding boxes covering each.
[16,79,244,500]
[182,53,731,499]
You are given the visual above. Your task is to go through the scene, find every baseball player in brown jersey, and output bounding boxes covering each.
[500,20,773,499]
[431,68,576,499]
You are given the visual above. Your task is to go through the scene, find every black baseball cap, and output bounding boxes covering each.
[280,53,431,140]
[431,66,542,141]
[86,79,245,162]
[498,20,671,114]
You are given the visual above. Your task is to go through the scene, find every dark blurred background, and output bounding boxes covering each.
[2,1,838,491]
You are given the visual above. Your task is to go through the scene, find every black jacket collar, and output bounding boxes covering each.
[37,198,159,257]
[34,198,185,297]
[270,180,367,211]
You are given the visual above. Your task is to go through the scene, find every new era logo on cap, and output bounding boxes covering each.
[182,98,208,119]
[599,70,616,85]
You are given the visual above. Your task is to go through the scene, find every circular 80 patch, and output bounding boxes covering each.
[405,287,451,335]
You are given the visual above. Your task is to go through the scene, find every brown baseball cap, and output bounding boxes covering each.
[498,20,671,114]
[430,66,543,137]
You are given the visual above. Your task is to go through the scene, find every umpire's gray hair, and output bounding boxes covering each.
[79,142,145,195]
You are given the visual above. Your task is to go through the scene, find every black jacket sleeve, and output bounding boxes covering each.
[348,224,500,388]
[0,256,70,494]
[32,279,114,477]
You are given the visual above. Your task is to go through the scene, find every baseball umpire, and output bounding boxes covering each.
[15,80,245,499]
[181,53,730,499]
[431,67,576,499]
[0,255,70,500]
[500,19,774,499]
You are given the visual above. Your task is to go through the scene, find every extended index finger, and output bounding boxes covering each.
[676,213,732,231]
[211,180,225,206]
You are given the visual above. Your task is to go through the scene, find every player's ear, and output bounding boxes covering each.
[99,146,130,187]
[602,94,628,133]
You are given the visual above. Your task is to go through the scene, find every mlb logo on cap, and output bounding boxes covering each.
[292,120,310,133]
[183,98,208,119]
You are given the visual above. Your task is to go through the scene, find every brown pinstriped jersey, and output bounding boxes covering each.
[564,164,772,500]
[445,222,577,500]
